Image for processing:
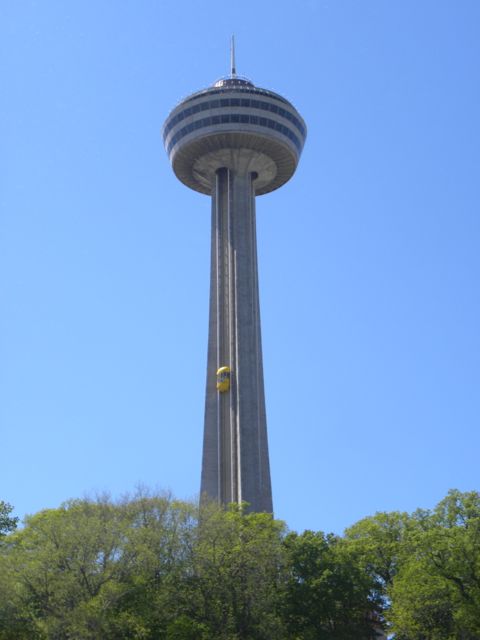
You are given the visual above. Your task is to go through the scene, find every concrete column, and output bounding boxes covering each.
[201,167,273,513]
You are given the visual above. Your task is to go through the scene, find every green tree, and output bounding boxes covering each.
[344,510,411,588]
[179,501,287,640]
[343,509,413,635]
[108,493,198,638]
[389,558,456,639]
[0,495,287,640]
[0,502,24,639]
[165,615,208,640]
[282,530,382,639]
[390,490,480,640]
[0,492,194,639]
[2,488,479,640]
[1,498,132,638]
[0,501,18,537]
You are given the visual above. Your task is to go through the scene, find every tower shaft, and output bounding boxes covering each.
[201,167,272,512]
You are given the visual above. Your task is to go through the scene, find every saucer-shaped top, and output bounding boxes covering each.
[163,76,307,195]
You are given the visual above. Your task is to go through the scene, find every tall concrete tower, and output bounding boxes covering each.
[163,43,306,512]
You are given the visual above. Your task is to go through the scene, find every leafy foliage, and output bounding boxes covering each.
[390,490,480,639]
[0,501,18,537]
[1,490,479,639]
[282,530,382,639]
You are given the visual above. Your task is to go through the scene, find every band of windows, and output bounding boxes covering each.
[166,113,303,155]
[163,97,306,141]
[181,86,291,107]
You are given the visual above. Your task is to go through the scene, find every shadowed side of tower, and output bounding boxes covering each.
[163,67,306,513]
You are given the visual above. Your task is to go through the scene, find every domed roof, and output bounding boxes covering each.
[213,76,254,89]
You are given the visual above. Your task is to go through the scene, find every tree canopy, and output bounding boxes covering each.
[0,489,479,639]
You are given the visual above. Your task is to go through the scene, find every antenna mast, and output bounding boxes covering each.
[230,35,237,77]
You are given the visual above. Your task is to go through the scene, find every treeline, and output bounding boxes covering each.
[0,489,479,639]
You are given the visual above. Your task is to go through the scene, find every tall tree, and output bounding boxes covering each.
[390,490,480,639]
[344,510,411,589]
[0,501,18,537]
[0,492,194,639]
[178,502,287,640]
[282,530,382,639]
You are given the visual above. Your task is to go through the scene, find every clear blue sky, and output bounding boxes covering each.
[1,1,479,535]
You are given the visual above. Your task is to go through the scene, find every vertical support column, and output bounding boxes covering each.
[201,167,272,513]
[201,168,230,503]
[231,171,272,513]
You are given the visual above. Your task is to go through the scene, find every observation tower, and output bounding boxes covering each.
[163,41,306,512]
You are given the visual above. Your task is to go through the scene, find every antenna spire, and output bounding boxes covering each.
[230,35,237,77]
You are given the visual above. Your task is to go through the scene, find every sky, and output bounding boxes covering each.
[1,0,479,535]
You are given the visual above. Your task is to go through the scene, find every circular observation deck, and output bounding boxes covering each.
[163,76,307,196]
